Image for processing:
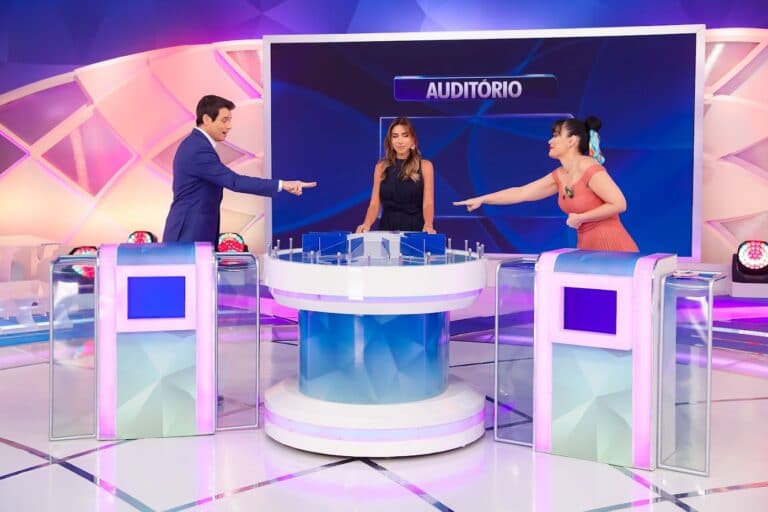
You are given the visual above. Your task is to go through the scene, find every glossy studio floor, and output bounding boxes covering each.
[1,290,767,512]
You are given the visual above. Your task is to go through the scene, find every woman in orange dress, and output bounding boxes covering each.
[453,116,638,252]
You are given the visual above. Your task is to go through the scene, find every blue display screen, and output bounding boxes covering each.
[127,276,186,319]
[270,33,697,255]
[563,287,617,334]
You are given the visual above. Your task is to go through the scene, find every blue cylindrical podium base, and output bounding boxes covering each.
[299,311,449,404]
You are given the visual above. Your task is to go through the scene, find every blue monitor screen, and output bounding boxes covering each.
[268,30,699,256]
[127,276,186,319]
[563,287,617,334]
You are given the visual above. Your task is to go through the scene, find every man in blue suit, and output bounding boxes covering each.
[163,95,315,245]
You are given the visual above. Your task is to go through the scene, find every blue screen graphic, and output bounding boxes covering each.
[563,287,617,334]
[269,32,697,256]
[127,276,186,319]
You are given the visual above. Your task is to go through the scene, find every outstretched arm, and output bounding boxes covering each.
[454,173,558,212]
[566,171,627,228]
[356,163,384,233]
[421,160,436,233]
[191,146,280,196]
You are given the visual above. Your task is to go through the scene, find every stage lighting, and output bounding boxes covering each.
[731,240,768,298]
[68,246,97,279]
[737,240,768,272]
[127,230,157,244]
[217,232,246,253]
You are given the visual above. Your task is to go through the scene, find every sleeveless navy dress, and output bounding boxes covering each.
[376,159,424,232]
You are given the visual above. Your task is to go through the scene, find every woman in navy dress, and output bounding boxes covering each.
[356,116,436,233]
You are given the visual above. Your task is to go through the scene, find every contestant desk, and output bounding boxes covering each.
[263,231,486,457]
[494,249,720,474]
[533,250,677,469]
[49,243,260,440]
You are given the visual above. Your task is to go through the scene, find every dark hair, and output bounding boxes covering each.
[382,116,422,182]
[195,95,235,126]
[552,115,602,154]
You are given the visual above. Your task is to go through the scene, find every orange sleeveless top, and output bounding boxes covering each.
[551,164,639,252]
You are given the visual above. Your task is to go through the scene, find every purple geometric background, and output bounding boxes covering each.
[2,0,768,94]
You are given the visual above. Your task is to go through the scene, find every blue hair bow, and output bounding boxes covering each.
[589,129,605,164]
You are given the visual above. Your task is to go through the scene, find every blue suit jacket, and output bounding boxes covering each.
[162,129,278,245]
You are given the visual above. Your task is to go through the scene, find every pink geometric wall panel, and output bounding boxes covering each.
[704,41,758,88]
[0,81,89,145]
[702,157,768,220]
[92,164,173,240]
[219,208,259,235]
[712,211,768,248]
[41,111,134,195]
[149,46,257,111]
[76,50,179,103]
[702,28,768,264]
[216,142,251,165]
[704,98,768,158]
[66,209,131,247]
[0,158,94,241]
[735,139,768,171]
[221,157,267,215]
[153,135,250,175]
[0,134,26,175]
[152,135,186,175]
[0,41,268,252]
[96,71,193,153]
[225,49,264,91]
[221,100,264,156]
[240,217,267,255]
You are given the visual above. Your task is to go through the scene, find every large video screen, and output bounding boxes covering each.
[266,27,702,256]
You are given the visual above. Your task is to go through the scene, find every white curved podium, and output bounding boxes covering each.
[263,231,486,456]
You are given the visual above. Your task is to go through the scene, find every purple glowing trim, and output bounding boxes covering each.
[259,297,299,321]
[533,249,574,452]
[97,244,117,439]
[270,288,481,304]
[0,126,29,154]
[140,77,196,153]
[680,305,768,322]
[713,325,768,338]
[631,255,660,469]
[265,409,484,441]
[195,243,215,434]
[217,292,257,310]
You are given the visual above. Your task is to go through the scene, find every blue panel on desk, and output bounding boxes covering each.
[301,233,319,253]
[401,233,446,257]
[563,287,617,334]
[299,311,449,404]
[301,231,350,255]
[117,243,197,265]
[127,276,185,319]
[554,250,646,276]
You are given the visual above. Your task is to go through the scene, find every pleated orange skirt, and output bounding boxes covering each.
[577,217,639,252]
